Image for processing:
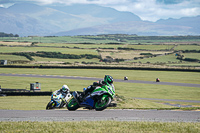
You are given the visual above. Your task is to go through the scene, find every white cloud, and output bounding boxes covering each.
[180,7,199,16]
[0,0,199,21]
[34,0,129,5]
[106,0,200,21]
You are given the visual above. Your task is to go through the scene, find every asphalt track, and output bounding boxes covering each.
[0,73,200,122]
[0,73,200,88]
[0,109,200,122]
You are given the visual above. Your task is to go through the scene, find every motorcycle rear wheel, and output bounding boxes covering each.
[67,98,79,111]
[95,95,111,111]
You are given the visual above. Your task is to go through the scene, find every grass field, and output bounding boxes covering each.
[175,44,200,51]
[183,53,200,60]
[100,50,171,60]
[1,75,199,100]
[0,68,199,110]
[0,55,29,61]
[32,56,100,64]
[37,43,125,49]
[130,54,179,64]
[0,47,99,55]
[127,44,175,50]
[0,68,199,84]
[1,121,199,133]
[0,95,174,110]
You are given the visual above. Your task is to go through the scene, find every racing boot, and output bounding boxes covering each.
[78,92,85,102]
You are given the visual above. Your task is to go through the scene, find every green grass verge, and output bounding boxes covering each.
[0,96,49,110]
[0,68,199,110]
[0,68,199,100]
[1,95,199,110]
[0,121,199,133]
[0,95,173,110]
[113,95,200,110]
[0,72,199,100]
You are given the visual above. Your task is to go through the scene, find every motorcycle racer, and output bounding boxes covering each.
[79,75,115,101]
[53,85,70,103]
[67,75,116,111]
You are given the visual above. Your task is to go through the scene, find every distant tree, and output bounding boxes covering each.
[0,32,19,37]
[140,53,153,56]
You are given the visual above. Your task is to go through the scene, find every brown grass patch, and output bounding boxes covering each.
[0,41,31,46]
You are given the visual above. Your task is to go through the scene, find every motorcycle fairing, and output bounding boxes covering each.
[85,90,107,99]
[80,97,94,108]
[91,85,115,98]
[80,90,108,108]
[51,93,63,107]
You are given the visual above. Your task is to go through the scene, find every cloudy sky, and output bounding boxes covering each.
[0,0,199,21]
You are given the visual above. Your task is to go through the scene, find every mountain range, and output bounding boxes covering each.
[0,3,199,36]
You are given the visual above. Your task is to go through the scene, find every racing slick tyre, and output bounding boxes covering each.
[95,95,112,111]
[46,101,56,110]
[67,98,80,111]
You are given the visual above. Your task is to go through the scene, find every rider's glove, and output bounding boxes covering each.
[98,80,106,85]
[98,80,103,85]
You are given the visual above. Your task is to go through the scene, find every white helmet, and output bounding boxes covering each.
[62,85,69,93]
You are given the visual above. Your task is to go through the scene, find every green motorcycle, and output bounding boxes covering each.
[67,84,115,111]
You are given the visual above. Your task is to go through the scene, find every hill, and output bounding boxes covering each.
[0,3,199,36]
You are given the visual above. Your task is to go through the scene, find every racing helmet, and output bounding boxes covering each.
[62,85,69,93]
[104,75,113,84]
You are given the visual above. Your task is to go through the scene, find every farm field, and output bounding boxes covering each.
[1,35,200,44]
[0,35,200,69]
[0,46,98,55]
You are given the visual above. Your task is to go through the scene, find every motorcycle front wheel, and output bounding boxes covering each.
[95,95,111,111]
[67,98,79,111]
[46,101,56,110]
